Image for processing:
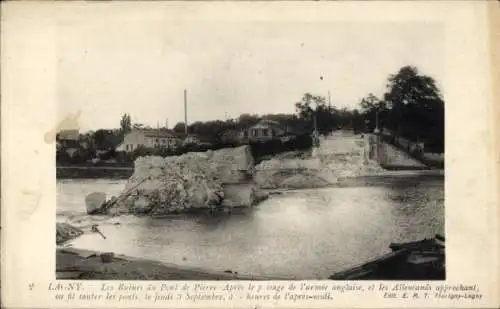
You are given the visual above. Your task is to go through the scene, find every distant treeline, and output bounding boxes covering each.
[358,66,444,153]
[120,134,313,163]
[56,166,133,179]
[57,133,314,166]
[57,64,444,167]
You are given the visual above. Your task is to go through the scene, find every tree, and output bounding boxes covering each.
[383,65,444,151]
[120,113,132,134]
[360,93,383,112]
[295,93,316,121]
[350,109,366,133]
[92,129,122,150]
[295,93,339,133]
[236,114,260,130]
[173,122,187,134]
[359,93,387,131]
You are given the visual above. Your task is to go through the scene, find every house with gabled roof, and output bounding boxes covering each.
[239,119,286,142]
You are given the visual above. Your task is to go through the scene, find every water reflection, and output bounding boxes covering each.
[57,177,444,279]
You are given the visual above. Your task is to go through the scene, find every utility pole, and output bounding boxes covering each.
[314,98,318,136]
[374,104,381,135]
[309,94,318,147]
[328,90,333,134]
[184,89,188,135]
[156,120,160,148]
[328,90,331,109]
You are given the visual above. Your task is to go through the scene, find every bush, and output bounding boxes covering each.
[56,149,72,164]
[249,134,313,162]
[97,149,116,160]
[91,135,313,165]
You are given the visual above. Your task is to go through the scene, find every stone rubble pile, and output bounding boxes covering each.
[84,135,388,215]
[106,146,258,215]
[253,157,327,189]
[210,146,254,183]
[279,173,330,189]
[56,222,84,245]
[322,153,384,178]
[317,134,385,178]
[252,134,386,189]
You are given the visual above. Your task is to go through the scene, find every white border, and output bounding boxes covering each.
[1,1,498,308]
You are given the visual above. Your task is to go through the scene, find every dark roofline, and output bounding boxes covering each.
[247,120,285,131]
[137,129,180,138]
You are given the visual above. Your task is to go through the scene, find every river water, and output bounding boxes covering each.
[57,176,444,279]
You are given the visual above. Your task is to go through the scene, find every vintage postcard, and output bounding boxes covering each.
[1,0,499,308]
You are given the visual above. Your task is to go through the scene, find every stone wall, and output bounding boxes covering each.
[377,142,427,168]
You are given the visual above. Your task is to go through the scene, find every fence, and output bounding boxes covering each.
[379,129,444,169]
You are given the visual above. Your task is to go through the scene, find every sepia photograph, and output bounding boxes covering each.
[54,14,445,281]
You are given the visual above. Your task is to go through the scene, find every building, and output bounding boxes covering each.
[239,119,286,142]
[116,129,182,152]
[56,129,80,149]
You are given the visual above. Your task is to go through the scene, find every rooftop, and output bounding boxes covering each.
[136,129,182,138]
[57,129,79,140]
[251,119,282,127]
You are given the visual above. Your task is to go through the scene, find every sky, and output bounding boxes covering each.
[57,8,444,132]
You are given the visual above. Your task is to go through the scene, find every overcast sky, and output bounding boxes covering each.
[57,9,444,132]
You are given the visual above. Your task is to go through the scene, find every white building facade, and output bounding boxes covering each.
[116,129,182,152]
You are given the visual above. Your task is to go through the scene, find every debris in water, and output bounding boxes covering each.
[100,252,114,263]
[91,224,107,239]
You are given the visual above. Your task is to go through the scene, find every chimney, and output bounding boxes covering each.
[184,89,188,135]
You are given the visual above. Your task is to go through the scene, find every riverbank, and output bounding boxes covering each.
[57,173,444,279]
[263,170,444,194]
[56,247,293,280]
[57,166,133,179]
[56,165,443,182]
